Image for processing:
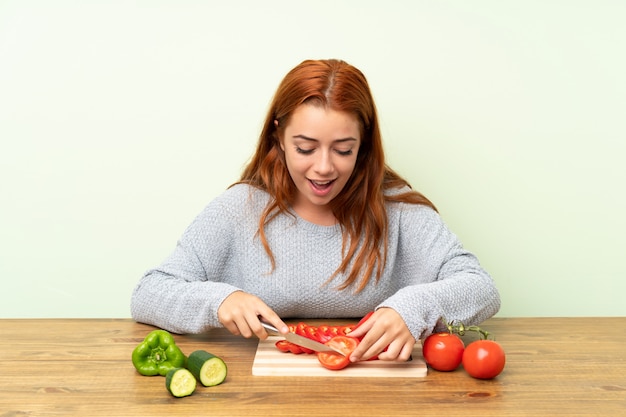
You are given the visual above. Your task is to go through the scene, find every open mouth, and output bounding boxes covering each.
[309,179,335,191]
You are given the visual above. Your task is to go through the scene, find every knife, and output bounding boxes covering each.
[261,322,346,356]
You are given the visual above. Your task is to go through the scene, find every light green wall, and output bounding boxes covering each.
[1,0,624,318]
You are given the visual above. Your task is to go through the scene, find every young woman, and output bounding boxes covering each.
[131,59,500,362]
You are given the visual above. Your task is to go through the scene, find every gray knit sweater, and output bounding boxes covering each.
[131,184,500,339]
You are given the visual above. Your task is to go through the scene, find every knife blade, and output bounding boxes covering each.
[260,322,346,356]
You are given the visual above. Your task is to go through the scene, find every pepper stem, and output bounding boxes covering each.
[150,347,167,363]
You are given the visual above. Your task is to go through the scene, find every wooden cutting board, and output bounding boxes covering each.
[252,335,427,377]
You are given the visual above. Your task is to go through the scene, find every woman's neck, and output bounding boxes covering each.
[291,200,337,226]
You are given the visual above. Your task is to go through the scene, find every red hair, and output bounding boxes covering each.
[237,59,436,292]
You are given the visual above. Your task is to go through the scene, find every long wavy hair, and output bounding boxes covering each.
[237,59,436,292]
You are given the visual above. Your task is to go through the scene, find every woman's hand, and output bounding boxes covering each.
[347,307,415,362]
[217,291,288,339]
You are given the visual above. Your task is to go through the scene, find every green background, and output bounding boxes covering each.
[1,0,624,318]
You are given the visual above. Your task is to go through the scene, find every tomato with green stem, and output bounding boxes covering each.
[422,332,465,371]
[444,319,506,379]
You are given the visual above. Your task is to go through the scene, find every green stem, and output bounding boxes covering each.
[445,320,492,340]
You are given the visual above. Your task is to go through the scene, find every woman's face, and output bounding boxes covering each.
[279,104,361,224]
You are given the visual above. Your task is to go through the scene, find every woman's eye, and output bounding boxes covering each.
[294,146,353,156]
[296,147,314,155]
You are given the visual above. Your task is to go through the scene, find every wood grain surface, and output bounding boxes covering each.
[1,317,625,416]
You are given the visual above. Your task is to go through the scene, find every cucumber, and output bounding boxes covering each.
[187,350,228,387]
[165,368,196,398]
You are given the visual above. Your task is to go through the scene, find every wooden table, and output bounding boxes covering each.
[1,317,625,416]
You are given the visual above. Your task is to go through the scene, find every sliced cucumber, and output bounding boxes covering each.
[187,350,228,387]
[165,368,196,398]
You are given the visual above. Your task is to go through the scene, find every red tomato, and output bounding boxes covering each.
[275,340,306,354]
[326,335,359,355]
[303,325,321,342]
[317,351,350,370]
[317,336,359,371]
[327,326,340,338]
[292,322,314,353]
[338,325,356,336]
[348,312,381,360]
[288,343,304,355]
[316,325,333,343]
[422,332,465,371]
[295,322,308,337]
[462,340,506,379]
[275,340,291,353]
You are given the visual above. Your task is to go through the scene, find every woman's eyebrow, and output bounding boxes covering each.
[293,134,358,143]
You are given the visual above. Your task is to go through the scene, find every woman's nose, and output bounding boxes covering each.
[313,150,334,175]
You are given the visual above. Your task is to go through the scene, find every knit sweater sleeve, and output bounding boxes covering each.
[378,203,501,340]
[130,186,249,334]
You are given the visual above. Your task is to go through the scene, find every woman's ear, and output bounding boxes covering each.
[274,120,285,151]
